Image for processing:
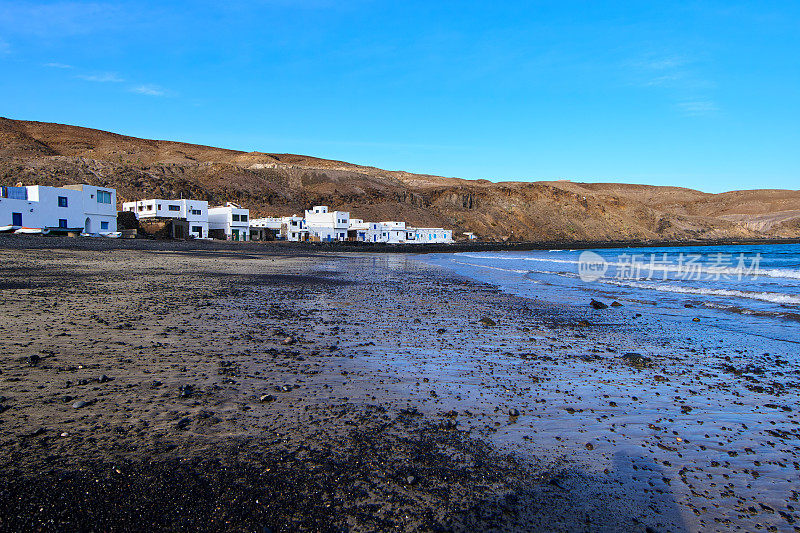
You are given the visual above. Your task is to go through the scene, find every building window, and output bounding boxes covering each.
[191,209,201,215]
[59,219,68,228]
[168,205,180,211]
[232,214,240,221]
[58,196,68,207]
[240,214,248,222]
[100,221,109,230]
[191,226,202,236]
[97,190,112,204]
[12,212,22,226]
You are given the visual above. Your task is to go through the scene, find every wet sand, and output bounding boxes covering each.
[0,244,798,532]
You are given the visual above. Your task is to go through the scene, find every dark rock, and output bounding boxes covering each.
[610,301,622,307]
[509,408,520,416]
[479,316,496,327]
[621,353,652,369]
[176,417,191,430]
[590,299,608,309]
[98,374,111,383]
[585,442,594,450]
[72,400,88,409]
[281,337,296,345]
[151,380,163,389]
[28,355,40,367]
[179,384,193,398]
[259,394,276,402]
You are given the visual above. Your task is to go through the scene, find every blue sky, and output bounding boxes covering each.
[0,1,798,192]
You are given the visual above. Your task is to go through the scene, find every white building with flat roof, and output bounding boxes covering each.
[122,198,209,239]
[250,215,308,241]
[208,202,250,241]
[1,184,117,235]
[364,221,414,243]
[304,205,349,242]
[412,227,453,244]
[347,218,369,241]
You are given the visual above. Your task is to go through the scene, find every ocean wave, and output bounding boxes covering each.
[449,260,528,274]
[598,279,800,305]
[702,302,800,322]
[456,253,800,281]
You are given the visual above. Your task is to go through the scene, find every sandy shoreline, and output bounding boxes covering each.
[1,244,798,531]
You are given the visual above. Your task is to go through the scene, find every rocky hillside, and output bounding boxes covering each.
[2,117,798,241]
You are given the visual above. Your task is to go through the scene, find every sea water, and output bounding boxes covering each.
[422,243,800,346]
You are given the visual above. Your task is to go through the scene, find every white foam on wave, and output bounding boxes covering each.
[450,260,529,275]
[599,279,800,305]
[456,252,800,281]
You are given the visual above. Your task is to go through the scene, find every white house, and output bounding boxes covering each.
[304,205,349,242]
[412,227,453,244]
[365,221,414,243]
[0,184,117,235]
[250,215,308,241]
[122,198,209,239]
[347,218,370,241]
[208,202,250,241]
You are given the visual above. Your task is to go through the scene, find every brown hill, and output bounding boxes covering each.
[1,117,798,241]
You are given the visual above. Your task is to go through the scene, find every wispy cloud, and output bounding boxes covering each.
[677,100,719,116]
[44,62,72,68]
[631,54,694,89]
[77,72,124,82]
[130,84,167,96]
[628,52,719,117]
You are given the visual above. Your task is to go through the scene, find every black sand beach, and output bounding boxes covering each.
[1,239,798,532]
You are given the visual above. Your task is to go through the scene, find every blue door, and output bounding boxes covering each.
[12,212,22,226]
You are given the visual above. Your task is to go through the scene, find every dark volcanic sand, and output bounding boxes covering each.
[0,242,798,532]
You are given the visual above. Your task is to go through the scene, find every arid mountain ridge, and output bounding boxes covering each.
[2,117,799,241]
